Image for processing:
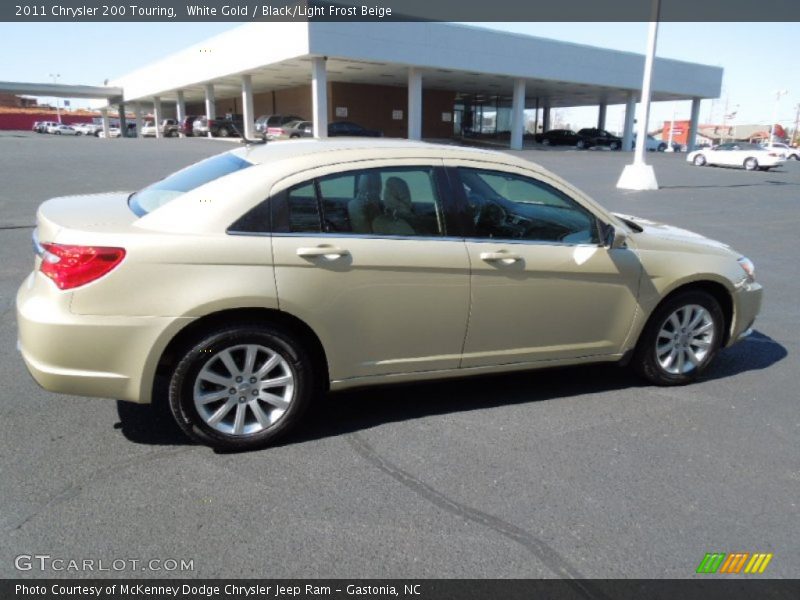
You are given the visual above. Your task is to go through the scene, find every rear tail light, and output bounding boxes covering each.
[40,243,126,290]
[267,127,282,135]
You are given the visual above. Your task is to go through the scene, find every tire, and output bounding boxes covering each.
[217,127,230,138]
[168,324,317,450]
[744,157,758,171]
[576,139,586,149]
[610,141,620,150]
[542,138,551,146]
[658,143,667,152]
[693,154,707,167]
[633,290,724,386]
[789,153,798,161]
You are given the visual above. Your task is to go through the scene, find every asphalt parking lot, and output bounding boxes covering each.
[0,132,798,579]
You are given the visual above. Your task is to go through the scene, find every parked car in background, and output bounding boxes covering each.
[52,125,78,136]
[633,133,667,152]
[272,120,314,139]
[45,122,62,134]
[535,129,581,146]
[254,114,305,137]
[17,139,762,451]
[73,123,101,136]
[193,115,244,138]
[576,128,622,150]
[160,119,180,137]
[141,121,158,137]
[328,120,382,137]
[98,123,137,138]
[760,142,799,160]
[180,115,199,137]
[32,121,43,133]
[688,142,785,171]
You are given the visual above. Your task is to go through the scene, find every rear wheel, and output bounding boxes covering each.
[633,290,724,386]
[541,138,551,146]
[744,157,758,171]
[610,141,620,150]
[217,127,230,138]
[168,324,317,450]
[576,139,586,149]
[693,154,707,166]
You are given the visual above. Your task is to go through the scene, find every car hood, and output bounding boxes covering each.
[614,213,736,257]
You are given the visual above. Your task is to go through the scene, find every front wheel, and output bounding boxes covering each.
[693,154,707,166]
[610,141,620,150]
[541,138,551,146]
[744,157,758,171]
[576,139,586,149]
[217,127,230,138]
[633,291,724,386]
[168,324,317,450]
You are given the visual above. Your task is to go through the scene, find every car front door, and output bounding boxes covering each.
[269,161,471,383]
[447,163,642,368]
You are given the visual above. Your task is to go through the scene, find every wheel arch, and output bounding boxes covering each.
[151,307,330,407]
[642,279,734,349]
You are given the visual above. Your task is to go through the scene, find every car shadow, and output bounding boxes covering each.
[660,180,796,190]
[114,330,786,450]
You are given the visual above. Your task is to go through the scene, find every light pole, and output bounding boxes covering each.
[769,90,788,144]
[49,73,61,123]
[617,0,661,190]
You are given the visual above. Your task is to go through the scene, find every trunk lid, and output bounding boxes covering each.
[35,192,137,243]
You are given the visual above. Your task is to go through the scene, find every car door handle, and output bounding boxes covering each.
[296,246,350,259]
[480,251,522,263]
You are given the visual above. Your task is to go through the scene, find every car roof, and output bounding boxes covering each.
[233,138,530,168]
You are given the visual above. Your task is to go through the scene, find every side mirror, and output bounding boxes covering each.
[601,222,627,249]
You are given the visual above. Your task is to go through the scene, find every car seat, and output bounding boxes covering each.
[372,177,416,236]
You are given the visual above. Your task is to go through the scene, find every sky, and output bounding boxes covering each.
[0,21,797,133]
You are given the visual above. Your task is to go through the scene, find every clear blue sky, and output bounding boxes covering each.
[0,21,797,132]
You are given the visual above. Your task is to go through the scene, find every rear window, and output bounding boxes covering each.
[129,153,252,216]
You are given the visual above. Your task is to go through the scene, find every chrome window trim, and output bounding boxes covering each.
[262,231,602,248]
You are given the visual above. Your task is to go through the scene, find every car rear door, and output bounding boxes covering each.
[269,160,471,383]
[445,162,642,368]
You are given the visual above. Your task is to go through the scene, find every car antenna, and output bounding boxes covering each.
[230,122,267,145]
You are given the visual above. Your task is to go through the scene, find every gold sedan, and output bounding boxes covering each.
[16,139,763,450]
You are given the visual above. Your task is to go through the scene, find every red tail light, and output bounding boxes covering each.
[40,243,126,290]
[267,127,282,135]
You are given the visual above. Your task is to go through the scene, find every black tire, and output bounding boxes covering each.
[217,127,229,138]
[610,141,620,150]
[633,290,724,386]
[168,324,317,450]
[744,157,758,171]
[657,143,667,152]
[693,154,707,167]
[576,139,586,149]
[541,138,551,146]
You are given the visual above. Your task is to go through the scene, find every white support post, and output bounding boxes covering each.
[510,78,526,150]
[311,56,328,139]
[598,103,608,130]
[241,74,255,140]
[176,90,186,137]
[204,83,216,138]
[687,97,701,152]
[101,108,110,140]
[617,0,661,191]
[153,96,162,139]
[407,67,423,140]
[622,93,636,151]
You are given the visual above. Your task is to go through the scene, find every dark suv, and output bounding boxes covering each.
[576,128,622,150]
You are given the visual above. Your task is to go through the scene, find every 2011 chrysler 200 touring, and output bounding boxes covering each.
[17,140,763,450]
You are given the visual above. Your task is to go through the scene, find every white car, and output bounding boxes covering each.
[141,122,157,137]
[74,122,101,136]
[687,142,786,171]
[98,127,121,138]
[52,125,78,136]
[760,143,799,161]
[45,123,62,134]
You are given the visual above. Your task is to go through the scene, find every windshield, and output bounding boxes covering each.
[129,152,253,216]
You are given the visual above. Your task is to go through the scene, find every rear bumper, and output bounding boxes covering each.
[16,272,191,404]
